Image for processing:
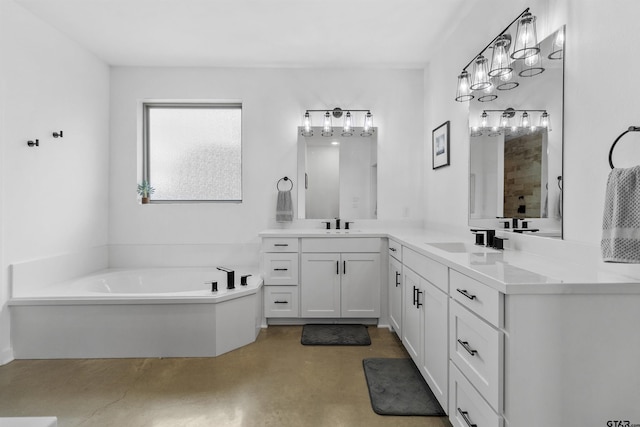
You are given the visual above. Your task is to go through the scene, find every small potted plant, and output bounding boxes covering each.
[137,180,155,204]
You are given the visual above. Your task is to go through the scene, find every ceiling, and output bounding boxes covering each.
[15,0,471,68]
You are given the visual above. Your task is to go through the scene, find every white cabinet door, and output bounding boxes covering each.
[389,256,402,334]
[402,267,422,362]
[421,279,449,411]
[341,253,380,317]
[301,253,341,317]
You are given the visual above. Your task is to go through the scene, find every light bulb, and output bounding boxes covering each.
[539,112,551,130]
[364,111,373,132]
[455,70,474,102]
[343,111,352,133]
[525,52,540,67]
[323,111,332,133]
[481,112,488,127]
[521,111,529,127]
[470,55,491,91]
[303,112,311,132]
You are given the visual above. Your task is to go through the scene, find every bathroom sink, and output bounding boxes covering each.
[426,242,500,253]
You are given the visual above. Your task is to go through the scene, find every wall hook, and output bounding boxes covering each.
[27,139,39,147]
[52,131,64,138]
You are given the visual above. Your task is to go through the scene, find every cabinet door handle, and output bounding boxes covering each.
[395,271,400,287]
[273,268,288,271]
[274,300,289,304]
[457,339,478,356]
[456,288,477,300]
[457,408,478,427]
[336,261,339,275]
[389,247,397,252]
[412,286,417,306]
[343,260,346,275]
[416,290,423,308]
[274,243,289,247]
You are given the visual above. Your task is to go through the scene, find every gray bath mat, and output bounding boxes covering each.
[362,358,446,416]
[301,324,371,346]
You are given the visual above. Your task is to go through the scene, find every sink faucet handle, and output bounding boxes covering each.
[500,220,510,229]
[521,220,530,229]
[240,274,251,286]
[493,236,508,250]
[470,228,496,247]
[344,221,353,230]
[322,221,331,230]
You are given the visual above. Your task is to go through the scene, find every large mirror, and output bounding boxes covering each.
[297,127,377,219]
[469,26,565,238]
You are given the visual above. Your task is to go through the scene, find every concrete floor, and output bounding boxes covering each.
[0,326,452,427]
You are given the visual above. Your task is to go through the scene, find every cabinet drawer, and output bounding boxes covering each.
[262,238,299,252]
[263,253,299,285]
[301,238,380,253]
[450,301,503,412]
[264,286,299,317]
[450,270,502,327]
[403,247,448,293]
[388,239,402,261]
[450,362,502,427]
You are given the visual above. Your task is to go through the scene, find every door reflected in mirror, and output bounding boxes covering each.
[297,127,377,219]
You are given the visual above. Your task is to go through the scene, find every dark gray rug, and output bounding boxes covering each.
[301,324,371,346]
[362,358,446,416]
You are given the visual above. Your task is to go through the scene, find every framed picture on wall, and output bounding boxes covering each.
[432,121,450,169]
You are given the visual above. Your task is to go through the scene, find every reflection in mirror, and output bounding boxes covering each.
[297,127,377,219]
[469,26,564,238]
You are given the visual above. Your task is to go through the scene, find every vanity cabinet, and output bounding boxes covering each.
[300,238,381,318]
[388,239,402,334]
[401,248,449,411]
[261,238,300,318]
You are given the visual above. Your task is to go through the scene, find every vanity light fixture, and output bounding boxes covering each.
[475,108,551,136]
[301,108,375,137]
[454,8,542,103]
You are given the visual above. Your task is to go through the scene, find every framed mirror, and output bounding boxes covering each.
[468,26,565,238]
[297,127,377,219]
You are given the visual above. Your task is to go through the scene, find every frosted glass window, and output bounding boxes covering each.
[144,104,242,201]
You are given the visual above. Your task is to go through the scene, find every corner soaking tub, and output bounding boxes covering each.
[9,268,263,359]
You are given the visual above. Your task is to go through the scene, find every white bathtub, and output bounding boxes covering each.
[9,268,264,359]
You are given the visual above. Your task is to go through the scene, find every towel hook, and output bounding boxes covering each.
[609,126,640,169]
[277,176,293,191]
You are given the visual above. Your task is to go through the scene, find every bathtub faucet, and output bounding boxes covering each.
[216,267,235,289]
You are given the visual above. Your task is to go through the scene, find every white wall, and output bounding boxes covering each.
[0,0,110,362]
[109,68,424,252]
[424,0,640,273]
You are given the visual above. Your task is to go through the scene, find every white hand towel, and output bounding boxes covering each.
[276,190,293,222]
[601,166,640,262]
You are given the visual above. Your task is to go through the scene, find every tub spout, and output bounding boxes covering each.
[216,267,235,289]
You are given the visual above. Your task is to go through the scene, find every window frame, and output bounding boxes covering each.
[142,101,243,203]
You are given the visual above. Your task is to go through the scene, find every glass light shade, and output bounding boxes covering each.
[455,70,474,102]
[511,12,539,60]
[520,111,530,127]
[343,111,352,133]
[303,112,311,132]
[539,112,552,130]
[549,27,565,60]
[470,55,491,91]
[481,112,488,127]
[524,51,540,67]
[363,111,373,132]
[489,35,513,77]
[323,111,332,133]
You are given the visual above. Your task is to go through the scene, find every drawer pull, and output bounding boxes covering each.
[457,339,478,356]
[456,288,477,300]
[273,268,289,271]
[389,247,397,252]
[336,261,339,275]
[274,244,289,247]
[343,260,346,275]
[416,289,423,308]
[274,300,289,304]
[395,271,401,287]
[457,408,478,427]
[413,286,418,306]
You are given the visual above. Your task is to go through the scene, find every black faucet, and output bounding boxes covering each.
[335,218,341,230]
[216,267,235,289]
[471,229,496,248]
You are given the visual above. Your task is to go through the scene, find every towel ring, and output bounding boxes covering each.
[609,126,640,169]
[277,176,293,191]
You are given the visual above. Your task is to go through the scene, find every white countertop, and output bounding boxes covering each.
[260,228,640,294]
